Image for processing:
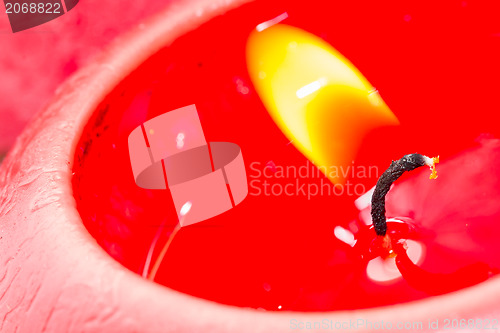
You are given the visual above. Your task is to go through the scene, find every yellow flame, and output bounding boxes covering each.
[429,156,440,179]
[246,24,399,183]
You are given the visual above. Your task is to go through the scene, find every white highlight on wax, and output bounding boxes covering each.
[354,186,376,211]
[367,240,424,283]
[144,202,192,280]
[176,132,185,149]
[142,218,167,278]
[334,226,357,247]
[256,12,288,32]
[296,78,327,99]
[180,201,192,216]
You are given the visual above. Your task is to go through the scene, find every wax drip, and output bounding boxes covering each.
[371,153,439,237]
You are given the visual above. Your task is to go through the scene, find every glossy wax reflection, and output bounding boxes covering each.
[246,24,399,183]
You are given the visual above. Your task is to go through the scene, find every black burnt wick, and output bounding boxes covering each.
[371,153,427,236]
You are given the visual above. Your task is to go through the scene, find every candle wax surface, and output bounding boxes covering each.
[73,0,500,311]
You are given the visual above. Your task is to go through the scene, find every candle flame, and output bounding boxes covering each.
[246,24,399,184]
[424,155,440,179]
[430,156,440,179]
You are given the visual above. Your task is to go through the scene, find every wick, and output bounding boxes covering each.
[371,153,439,236]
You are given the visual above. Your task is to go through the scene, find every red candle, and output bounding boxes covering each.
[73,0,500,311]
[2,0,500,331]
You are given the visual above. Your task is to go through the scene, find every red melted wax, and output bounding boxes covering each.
[73,0,500,311]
